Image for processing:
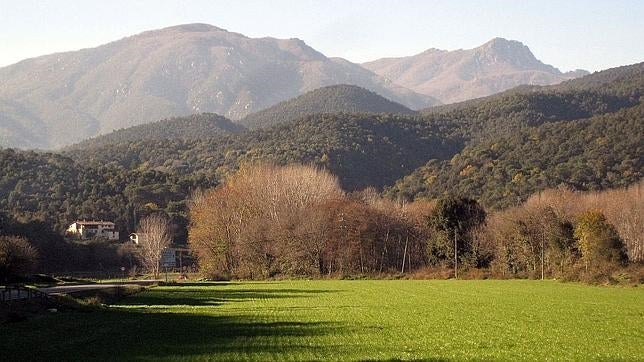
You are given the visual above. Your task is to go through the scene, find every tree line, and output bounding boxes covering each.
[2,163,640,283]
[189,164,641,283]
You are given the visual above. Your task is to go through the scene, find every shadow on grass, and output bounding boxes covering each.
[0,284,346,360]
[159,281,242,287]
[119,286,340,307]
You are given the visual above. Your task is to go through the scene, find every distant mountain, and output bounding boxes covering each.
[66,113,244,150]
[239,84,416,129]
[363,38,589,104]
[420,62,644,116]
[0,23,438,149]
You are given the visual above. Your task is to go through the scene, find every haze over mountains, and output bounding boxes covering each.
[363,38,589,104]
[0,23,589,149]
[0,24,434,149]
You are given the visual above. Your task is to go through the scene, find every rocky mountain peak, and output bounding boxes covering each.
[475,38,548,70]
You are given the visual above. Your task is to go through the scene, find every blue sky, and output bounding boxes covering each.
[1,0,643,71]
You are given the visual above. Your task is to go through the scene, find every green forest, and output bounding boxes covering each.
[239,84,416,129]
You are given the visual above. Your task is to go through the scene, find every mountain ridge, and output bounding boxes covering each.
[362,37,589,104]
[0,23,438,149]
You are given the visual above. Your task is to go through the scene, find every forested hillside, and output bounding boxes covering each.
[0,113,459,241]
[65,113,460,191]
[239,84,416,129]
[0,148,205,240]
[388,63,644,207]
[388,104,643,207]
[66,113,244,150]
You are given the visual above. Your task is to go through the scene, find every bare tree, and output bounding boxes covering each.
[136,214,172,279]
[189,163,344,279]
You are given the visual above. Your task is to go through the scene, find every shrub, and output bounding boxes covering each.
[574,210,627,274]
[0,235,38,281]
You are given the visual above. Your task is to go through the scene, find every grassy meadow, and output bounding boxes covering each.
[1,280,643,361]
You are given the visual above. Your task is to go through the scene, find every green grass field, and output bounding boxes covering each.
[1,280,643,361]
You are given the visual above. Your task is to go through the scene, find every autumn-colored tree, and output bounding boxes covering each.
[189,163,344,279]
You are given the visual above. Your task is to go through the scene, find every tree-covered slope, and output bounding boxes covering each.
[387,63,644,207]
[66,113,244,150]
[0,112,461,239]
[239,84,416,129]
[0,148,208,235]
[65,113,461,191]
[388,103,643,208]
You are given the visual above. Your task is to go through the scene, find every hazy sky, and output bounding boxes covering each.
[2,0,643,71]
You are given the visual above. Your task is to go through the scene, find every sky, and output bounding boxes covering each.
[1,0,643,72]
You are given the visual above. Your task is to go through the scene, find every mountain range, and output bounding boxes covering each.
[1,62,641,236]
[363,38,589,104]
[0,24,589,149]
[0,24,435,149]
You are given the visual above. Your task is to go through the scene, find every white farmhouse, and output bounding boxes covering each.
[67,220,119,240]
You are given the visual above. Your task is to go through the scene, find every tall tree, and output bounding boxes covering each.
[428,196,486,278]
[136,214,172,279]
[574,210,627,273]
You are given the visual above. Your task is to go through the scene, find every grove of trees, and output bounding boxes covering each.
[189,164,642,283]
[189,164,435,279]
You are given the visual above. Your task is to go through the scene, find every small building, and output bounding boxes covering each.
[67,220,119,240]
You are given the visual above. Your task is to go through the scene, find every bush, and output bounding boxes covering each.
[0,235,38,281]
[574,210,627,275]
